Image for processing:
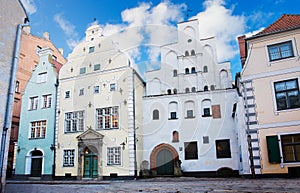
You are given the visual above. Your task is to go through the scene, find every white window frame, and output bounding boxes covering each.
[94,86,100,94]
[107,147,121,165]
[64,111,84,133]
[65,91,71,99]
[29,120,46,139]
[37,72,47,83]
[63,149,75,167]
[277,132,300,166]
[28,96,39,110]
[96,106,119,130]
[110,83,116,91]
[42,94,52,108]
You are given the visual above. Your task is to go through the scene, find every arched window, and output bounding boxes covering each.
[172,131,179,142]
[203,66,208,73]
[185,88,190,93]
[204,86,208,91]
[191,50,195,56]
[191,87,196,92]
[191,67,196,73]
[185,100,195,118]
[153,109,159,120]
[185,68,190,74]
[167,89,172,95]
[169,101,178,119]
[185,51,189,56]
[173,69,177,77]
[173,89,177,94]
[210,85,215,90]
[15,81,20,93]
[202,99,211,117]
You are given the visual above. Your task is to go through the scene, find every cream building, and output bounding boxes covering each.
[55,24,145,179]
[143,19,246,176]
[238,14,300,176]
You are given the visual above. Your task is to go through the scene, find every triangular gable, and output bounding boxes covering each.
[76,128,104,140]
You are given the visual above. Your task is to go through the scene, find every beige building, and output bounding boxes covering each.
[55,24,145,179]
[238,14,300,176]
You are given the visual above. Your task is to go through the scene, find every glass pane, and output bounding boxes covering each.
[276,93,287,110]
[281,135,292,144]
[293,135,300,143]
[295,145,300,161]
[282,145,294,162]
[280,43,292,58]
[269,46,280,60]
[286,80,297,90]
[275,82,286,92]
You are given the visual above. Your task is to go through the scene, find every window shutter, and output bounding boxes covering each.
[212,105,221,118]
[266,136,281,163]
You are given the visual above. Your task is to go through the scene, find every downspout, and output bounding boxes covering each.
[132,69,137,179]
[0,22,29,192]
[52,79,59,179]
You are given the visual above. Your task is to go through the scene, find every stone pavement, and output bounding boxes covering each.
[5,177,300,193]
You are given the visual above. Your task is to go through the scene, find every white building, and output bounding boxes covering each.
[143,19,246,176]
[55,24,145,180]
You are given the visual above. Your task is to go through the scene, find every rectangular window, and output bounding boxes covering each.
[94,64,101,71]
[184,141,198,160]
[203,108,211,117]
[268,41,294,61]
[89,46,95,53]
[15,81,20,93]
[79,89,84,96]
[107,147,121,165]
[65,91,70,99]
[281,134,300,163]
[29,96,38,110]
[37,72,47,83]
[274,79,300,110]
[203,136,209,144]
[110,83,116,91]
[186,110,194,118]
[216,139,231,159]
[30,120,46,139]
[96,107,119,130]
[94,86,100,94]
[64,111,84,133]
[170,112,177,119]
[80,67,86,74]
[63,149,75,167]
[42,94,52,108]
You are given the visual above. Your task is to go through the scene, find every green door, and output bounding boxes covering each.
[156,149,174,175]
[83,154,98,178]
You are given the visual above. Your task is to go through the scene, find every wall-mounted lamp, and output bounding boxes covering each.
[120,142,126,150]
[50,144,55,151]
[17,146,21,153]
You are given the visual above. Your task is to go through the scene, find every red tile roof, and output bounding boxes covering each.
[255,14,300,36]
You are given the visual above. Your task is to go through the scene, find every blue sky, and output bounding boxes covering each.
[20,0,299,78]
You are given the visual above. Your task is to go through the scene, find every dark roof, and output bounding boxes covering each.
[254,14,300,37]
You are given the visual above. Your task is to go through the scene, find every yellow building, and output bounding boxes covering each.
[238,14,300,176]
[55,24,144,180]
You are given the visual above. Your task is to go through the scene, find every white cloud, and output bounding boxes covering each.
[54,14,80,50]
[193,0,246,62]
[20,0,37,15]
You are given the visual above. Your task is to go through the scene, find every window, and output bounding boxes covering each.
[172,131,179,142]
[191,87,196,92]
[153,109,159,120]
[203,136,209,144]
[110,83,116,91]
[167,89,171,95]
[184,141,198,160]
[170,112,177,119]
[96,107,119,130]
[185,51,189,56]
[94,64,101,71]
[36,45,42,53]
[216,139,231,159]
[274,79,300,110]
[79,88,84,96]
[185,88,190,93]
[191,50,195,56]
[15,81,20,93]
[80,67,86,74]
[42,94,52,108]
[281,134,300,163]
[30,120,46,139]
[52,55,57,61]
[185,68,189,74]
[186,110,194,118]
[89,46,95,53]
[64,111,84,133]
[29,96,38,110]
[210,85,215,91]
[268,41,294,61]
[212,105,221,119]
[63,149,75,167]
[107,147,121,165]
[203,108,211,117]
[94,86,100,94]
[191,67,196,73]
[65,91,70,99]
[173,70,177,77]
[37,72,47,83]
[203,66,208,73]
[204,86,209,91]
[173,89,177,94]
[202,99,211,117]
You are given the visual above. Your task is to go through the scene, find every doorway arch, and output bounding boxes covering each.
[150,143,179,176]
[30,150,43,177]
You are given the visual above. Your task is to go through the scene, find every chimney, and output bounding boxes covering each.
[238,35,247,68]
[23,25,31,34]
[43,32,50,40]
[58,48,64,56]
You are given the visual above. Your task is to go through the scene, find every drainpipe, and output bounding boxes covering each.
[132,69,137,179]
[52,79,59,179]
[0,22,30,192]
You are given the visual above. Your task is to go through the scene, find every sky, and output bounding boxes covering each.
[20,0,299,79]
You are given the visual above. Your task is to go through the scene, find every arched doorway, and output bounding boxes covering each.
[150,143,179,176]
[30,150,43,177]
[83,147,98,178]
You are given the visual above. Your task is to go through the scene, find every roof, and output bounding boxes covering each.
[254,14,300,37]
[50,57,63,73]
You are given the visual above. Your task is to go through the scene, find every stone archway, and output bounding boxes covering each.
[150,143,179,176]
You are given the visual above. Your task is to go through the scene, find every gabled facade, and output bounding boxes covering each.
[15,48,62,180]
[238,14,300,176]
[143,19,245,176]
[55,24,145,180]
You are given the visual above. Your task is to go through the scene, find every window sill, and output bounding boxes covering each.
[29,137,45,140]
[185,116,195,119]
[202,115,211,117]
[274,107,300,115]
[268,56,296,66]
[168,118,178,120]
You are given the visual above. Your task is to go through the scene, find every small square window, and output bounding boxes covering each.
[65,91,70,99]
[94,86,100,94]
[94,64,101,71]
[203,108,211,117]
[170,112,177,119]
[110,83,116,91]
[203,136,209,144]
[184,141,198,160]
[216,139,231,159]
[79,89,84,96]
[186,110,194,118]
[89,46,95,53]
[80,67,86,74]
